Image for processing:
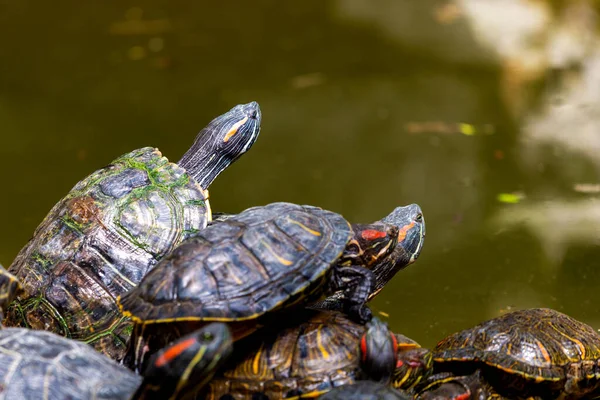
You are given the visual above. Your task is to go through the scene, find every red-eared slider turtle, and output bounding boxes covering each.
[416,370,537,400]
[318,381,414,400]
[0,322,232,400]
[118,202,425,371]
[431,308,600,399]
[5,102,261,361]
[205,311,431,400]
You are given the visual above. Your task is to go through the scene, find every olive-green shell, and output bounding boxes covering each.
[434,308,600,397]
[118,202,352,325]
[6,147,210,360]
[0,328,140,399]
[205,312,369,400]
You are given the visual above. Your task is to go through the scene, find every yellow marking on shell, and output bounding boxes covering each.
[534,338,552,365]
[223,116,248,142]
[484,360,562,382]
[289,219,322,236]
[571,336,586,359]
[252,344,264,375]
[121,272,332,325]
[171,345,207,400]
[226,262,243,285]
[126,312,263,325]
[261,240,293,266]
[550,321,588,360]
[286,390,327,400]
[316,327,330,359]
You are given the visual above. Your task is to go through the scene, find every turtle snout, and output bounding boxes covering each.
[242,101,260,120]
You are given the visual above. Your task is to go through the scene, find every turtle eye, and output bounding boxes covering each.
[415,213,423,222]
[202,332,214,342]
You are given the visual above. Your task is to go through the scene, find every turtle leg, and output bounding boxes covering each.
[329,265,375,324]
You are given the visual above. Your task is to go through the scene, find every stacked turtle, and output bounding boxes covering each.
[6,101,599,399]
[3,101,262,361]
[335,308,600,400]
[0,101,431,399]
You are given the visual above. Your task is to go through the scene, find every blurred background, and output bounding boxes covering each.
[1,0,600,347]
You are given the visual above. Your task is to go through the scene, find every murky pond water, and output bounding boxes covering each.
[1,1,600,348]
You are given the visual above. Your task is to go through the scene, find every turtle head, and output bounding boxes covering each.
[368,204,425,297]
[393,336,433,390]
[339,223,399,268]
[178,101,261,189]
[133,322,233,400]
[359,317,398,384]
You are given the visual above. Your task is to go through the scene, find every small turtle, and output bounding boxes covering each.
[318,381,414,400]
[431,308,600,399]
[5,102,261,360]
[205,310,431,400]
[118,202,425,371]
[0,322,231,400]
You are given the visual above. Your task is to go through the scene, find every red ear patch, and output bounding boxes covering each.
[155,337,197,368]
[360,335,368,363]
[390,333,398,351]
[361,229,387,241]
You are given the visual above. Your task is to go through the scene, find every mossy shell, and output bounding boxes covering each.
[6,147,210,361]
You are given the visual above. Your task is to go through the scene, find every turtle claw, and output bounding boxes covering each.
[348,304,373,324]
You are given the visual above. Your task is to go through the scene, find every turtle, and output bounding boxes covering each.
[4,101,261,361]
[317,381,414,400]
[118,201,425,371]
[430,308,600,399]
[204,310,432,400]
[415,370,542,400]
[0,322,232,400]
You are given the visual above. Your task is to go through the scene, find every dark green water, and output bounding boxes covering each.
[1,1,599,348]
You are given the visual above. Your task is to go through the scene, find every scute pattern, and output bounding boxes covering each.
[434,308,600,380]
[0,328,140,400]
[6,147,210,360]
[119,202,353,324]
[205,312,367,400]
[433,308,600,398]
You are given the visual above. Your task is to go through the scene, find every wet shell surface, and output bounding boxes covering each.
[6,147,210,360]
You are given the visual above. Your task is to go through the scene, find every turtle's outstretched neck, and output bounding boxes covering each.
[179,101,261,189]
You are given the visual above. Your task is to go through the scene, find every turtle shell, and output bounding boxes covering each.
[118,202,352,326]
[433,308,600,398]
[205,311,375,400]
[5,147,210,360]
[0,328,140,399]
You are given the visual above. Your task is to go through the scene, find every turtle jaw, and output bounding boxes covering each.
[382,203,425,265]
[368,204,425,298]
[178,101,262,189]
